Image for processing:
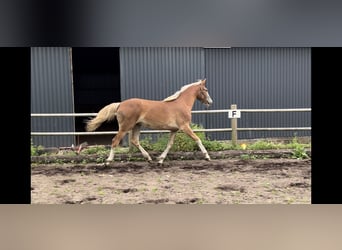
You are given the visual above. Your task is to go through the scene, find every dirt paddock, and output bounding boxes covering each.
[31,150,311,204]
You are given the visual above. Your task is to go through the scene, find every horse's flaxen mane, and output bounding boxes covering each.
[163,80,202,102]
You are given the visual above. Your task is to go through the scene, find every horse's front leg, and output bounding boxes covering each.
[157,131,177,164]
[181,125,211,161]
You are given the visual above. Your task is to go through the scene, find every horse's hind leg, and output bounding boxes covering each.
[107,130,128,161]
[131,124,152,162]
[157,131,176,164]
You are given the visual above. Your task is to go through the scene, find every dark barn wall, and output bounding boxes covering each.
[204,47,311,139]
[71,47,121,145]
[72,48,121,116]
[31,47,76,147]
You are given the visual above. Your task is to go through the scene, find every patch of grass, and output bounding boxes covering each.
[63,151,78,156]
[269,135,311,159]
[31,126,311,161]
[138,124,310,154]
[139,123,236,152]
[240,154,257,160]
[95,157,106,163]
[50,158,64,164]
[31,139,44,156]
[247,140,283,150]
[287,136,311,148]
[291,144,309,159]
[240,135,311,151]
[82,145,108,155]
[140,124,207,152]
[203,139,234,151]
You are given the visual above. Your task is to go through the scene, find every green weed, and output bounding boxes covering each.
[291,144,309,159]
[31,139,44,156]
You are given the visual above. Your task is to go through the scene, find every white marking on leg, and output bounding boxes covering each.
[138,145,152,162]
[158,132,176,164]
[131,125,152,162]
[106,130,127,162]
[106,148,115,161]
[181,125,210,161]
[196,140,211,160]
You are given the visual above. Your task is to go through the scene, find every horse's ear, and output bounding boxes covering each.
[202,79,207,85]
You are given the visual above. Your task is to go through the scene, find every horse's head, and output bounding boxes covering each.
[197,79,213,107]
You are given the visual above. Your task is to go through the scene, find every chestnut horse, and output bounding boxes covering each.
[86,79,213,164]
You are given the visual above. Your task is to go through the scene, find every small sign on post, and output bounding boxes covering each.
[228,104,240,146]
[228,109,241,119]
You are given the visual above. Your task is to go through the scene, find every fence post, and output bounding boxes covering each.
[231,104,238,146]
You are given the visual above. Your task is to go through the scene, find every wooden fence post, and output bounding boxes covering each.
[231,104,238,146]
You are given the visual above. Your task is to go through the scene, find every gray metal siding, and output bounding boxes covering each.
[120,47,205,99]
[204,47,311,139]
[31,47,76,147]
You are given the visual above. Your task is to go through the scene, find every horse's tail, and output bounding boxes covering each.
[85,102,121,131]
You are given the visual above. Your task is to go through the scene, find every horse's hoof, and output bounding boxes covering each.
[96,162,107,167]
[157,157,164,164]
[205,157,211,161]
[105,159,113,164]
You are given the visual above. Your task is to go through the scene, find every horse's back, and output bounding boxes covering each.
[117,98,162,118]
[117,98,181,130]
[119,98,153,108]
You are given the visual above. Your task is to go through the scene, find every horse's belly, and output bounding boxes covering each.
[140,119,178,131]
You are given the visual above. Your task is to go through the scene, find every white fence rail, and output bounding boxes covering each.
[31,107,311,137]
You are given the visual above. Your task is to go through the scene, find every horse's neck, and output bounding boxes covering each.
[177,87,198,109]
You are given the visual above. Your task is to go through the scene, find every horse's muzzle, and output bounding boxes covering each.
[206,96,213,107]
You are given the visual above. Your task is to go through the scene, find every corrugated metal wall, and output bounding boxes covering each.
[120,47,204,98]
[31,47,76,147]
[204,47,311,139]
